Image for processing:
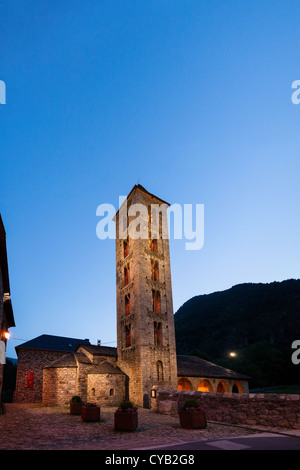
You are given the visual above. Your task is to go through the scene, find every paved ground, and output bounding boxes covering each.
[148,433,300,451]
[0,403,263,451]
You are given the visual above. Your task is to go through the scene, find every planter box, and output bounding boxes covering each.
[179,410,207,429]
[70,403,82,415]
[81,406,100,422]
[114,411,138,431]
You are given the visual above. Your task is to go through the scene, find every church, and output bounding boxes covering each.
[14,185,249,408]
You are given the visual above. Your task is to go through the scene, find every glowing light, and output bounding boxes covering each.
[4,331,10,340]
[229,352,236,357]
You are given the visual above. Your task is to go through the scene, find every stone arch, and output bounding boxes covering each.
[216,380,229,393]
[197,379,213,392]
[232,381,244,393]
[178,377,193,391]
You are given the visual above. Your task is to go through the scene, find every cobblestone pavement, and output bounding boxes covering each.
[0,403,259,450]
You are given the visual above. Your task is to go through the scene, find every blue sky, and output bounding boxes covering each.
[1,0,300,358]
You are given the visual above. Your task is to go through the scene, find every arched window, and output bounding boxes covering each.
[178,377,193,391]
[157,361,163,381]
[217,380,229,393]
[125,324,131,348]
[151,261,159,282]
[197,379,213,392]
[150,238,158,253]
[152,290,161,313]
[154,322,162,347]
[232,381,244,393]
[110,388,114,396]
[124,265,130,286]
[123,239,129,258]
[125,294,130,316]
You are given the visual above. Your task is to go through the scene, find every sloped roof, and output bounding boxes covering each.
[88,361,125,375]
[114,184,170,219]
[16,334,91,354]
[177,355,249,380]
[44,353,77,368]
[77,344,117,357]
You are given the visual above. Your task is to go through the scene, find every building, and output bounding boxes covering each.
[14,185,249,407]
[0,214,15,406]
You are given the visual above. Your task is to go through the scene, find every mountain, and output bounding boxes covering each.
[174,279,300,388]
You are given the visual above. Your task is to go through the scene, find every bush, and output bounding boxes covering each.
[183,399,200,409]
[117,400,137,413]
[70,395,82,403]
[182,399,205,412]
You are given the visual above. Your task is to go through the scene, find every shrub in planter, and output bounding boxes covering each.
[81,402,100,422]
[179,399,207,429]
[114,400,138,432]
[70,396,83,415]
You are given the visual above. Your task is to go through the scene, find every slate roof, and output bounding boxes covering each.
[77,344,117,357]
[88,361,125,375]
[15,334,91,354]
[177,355,249,380]
[44,353,77,368]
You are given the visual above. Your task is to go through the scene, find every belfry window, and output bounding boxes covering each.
[125,294,130,316]
[157,361,163,381]
[123,239,129,258]
[151,261,159,282]
[150,238,158,253]
[125,324,131,348]
[154,322,162,347]
[124,265,130,286]
[152,290,161,314]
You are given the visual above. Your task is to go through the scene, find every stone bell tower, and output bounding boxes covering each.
[115,185,178,408]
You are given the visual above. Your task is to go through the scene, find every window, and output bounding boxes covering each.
[110,388,114,396]
[123,239,129,258]
[125,294,130,316]
[154,322,162,347]
[151,261,159,282]
[150,238,158,253]
[152,290,161,313]
[157,361,163,381]
[125,324,131,348]
[124,265,130,286]
[26,371,34,388]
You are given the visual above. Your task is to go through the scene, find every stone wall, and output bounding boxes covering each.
[155,389,300,429]
[87,373,126,406]
[14,349,66,402]
[42,367,77,406]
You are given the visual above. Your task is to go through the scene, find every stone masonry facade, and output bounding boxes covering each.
[156,389,300,429]
[115,186,178,408]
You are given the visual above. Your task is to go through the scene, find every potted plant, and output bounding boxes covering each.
[179,399,207,429]
[70,395,83,415]
[114,400,138,431]
[81,402,100,422]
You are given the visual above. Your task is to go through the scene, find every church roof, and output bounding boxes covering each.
[114,184,170,219]
[177,355,249,380]
[77,344,117,357]
[88,361,125,375]
[44,353,77,368]
[15,334,91,354]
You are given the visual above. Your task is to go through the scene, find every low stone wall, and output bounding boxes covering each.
[155,389,300,429]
